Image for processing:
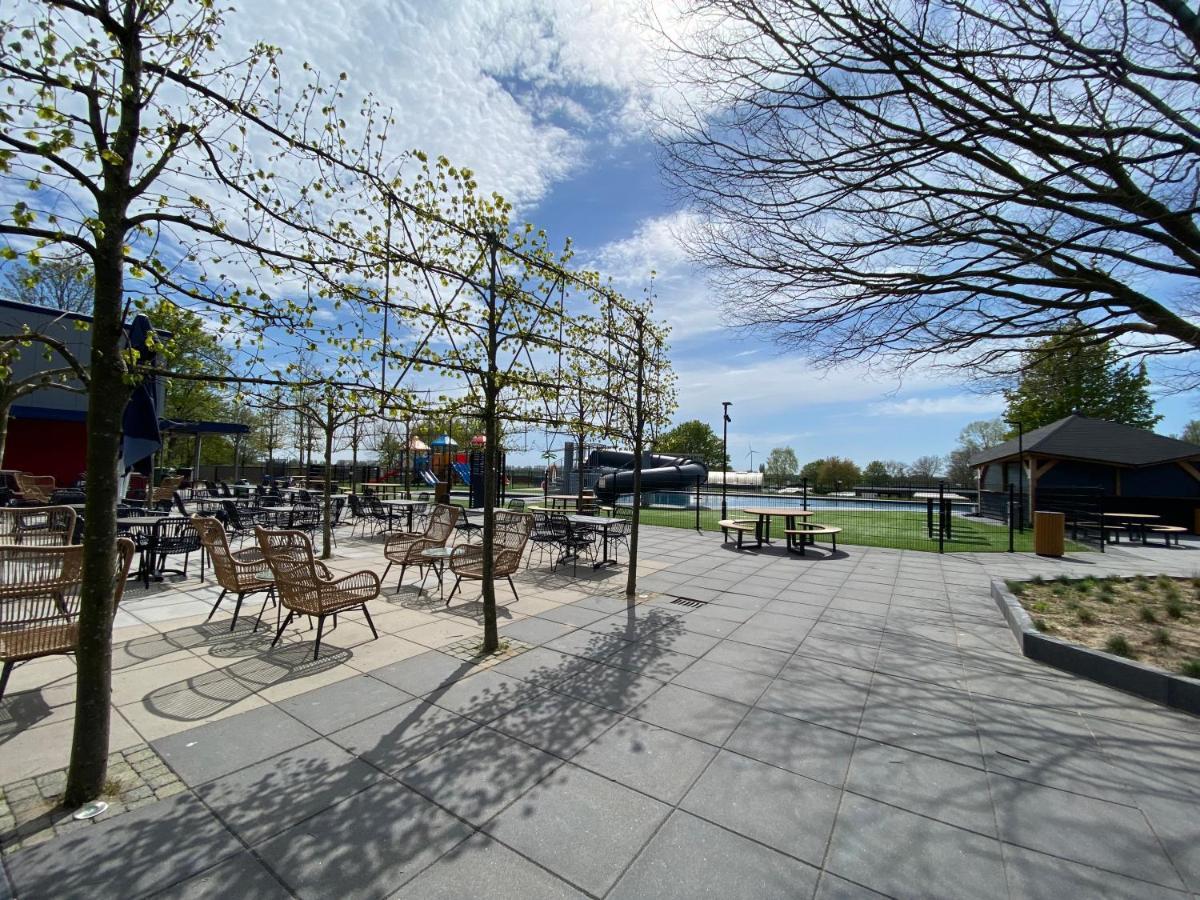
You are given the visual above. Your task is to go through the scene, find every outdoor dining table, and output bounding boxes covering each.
[566,514,621,568]
[913,491,969,539]
[738,506,815,548]
[1103,511,1160,544]
[543,494,584,510]
[116,515,166,586]
[361,482,408,499]
[381,498,425,531]
[256,505,313,528]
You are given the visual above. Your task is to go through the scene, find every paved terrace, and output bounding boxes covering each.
[1,526,1198,898]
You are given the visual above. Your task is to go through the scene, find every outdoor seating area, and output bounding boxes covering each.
[0,518,1197,898]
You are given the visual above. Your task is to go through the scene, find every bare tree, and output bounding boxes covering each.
[3,253,94,312]
[660,0,1200,381]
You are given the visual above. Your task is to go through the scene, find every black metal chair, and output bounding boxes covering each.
[527,514,569,570]
[506,497,526,511]
[552,513,596,575]
[49,488,86,505]
[150,516,204,583]
[171,491,191,518]
[606,518,632,561]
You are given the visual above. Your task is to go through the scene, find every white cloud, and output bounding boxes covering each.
[868,394,1005,417]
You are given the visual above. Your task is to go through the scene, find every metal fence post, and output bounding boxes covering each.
[1007,484,1015,553]
[695,480,702,531]
[802,478,808,511]
[938,481,945,553]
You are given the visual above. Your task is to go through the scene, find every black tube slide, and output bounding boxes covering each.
[589,449,708,502]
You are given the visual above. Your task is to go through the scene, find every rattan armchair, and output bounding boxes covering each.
[14,474,55,504]
[150,475,184,509]
[0,506,77,546]
[255,527,380,659]
[193,516,274,631]
[0,538,134,699]
[446,510,533,605]
[381,503,460,591]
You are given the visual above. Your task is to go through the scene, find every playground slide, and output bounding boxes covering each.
[589,449,708,502]
[419,469,440,487]
[451,461,472,485]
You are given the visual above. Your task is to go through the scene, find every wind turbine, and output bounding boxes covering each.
[746,444,757,471]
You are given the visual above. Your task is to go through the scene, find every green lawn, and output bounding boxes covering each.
[622,505,1087,554]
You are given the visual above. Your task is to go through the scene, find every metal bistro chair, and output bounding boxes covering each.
[193,516,274,631]
[149,516,204,584]
[255,527,380,660]
[552,513,596,575]
[381,504,460,591]
[446,510,533,605]
[49,488,86,506]
[0,506,77,546]
[606,518,632,562]
[0,538,135,699]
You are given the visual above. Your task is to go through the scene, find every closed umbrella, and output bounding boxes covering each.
[121,314,161,474]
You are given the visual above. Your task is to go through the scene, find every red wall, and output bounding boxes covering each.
[4,418,87,486]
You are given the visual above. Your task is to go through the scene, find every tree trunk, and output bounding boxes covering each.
[64,233,130,806]
[480,237,500,653]
[625,318,646,597]
[0,393,11,467]
[322,405,333,560]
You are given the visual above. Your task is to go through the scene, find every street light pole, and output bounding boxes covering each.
[721,401,732,519]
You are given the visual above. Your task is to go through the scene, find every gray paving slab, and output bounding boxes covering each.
[275,673,414,734]
[195,738,383,845]
[572,717,717,803]
[6,793,242,900]
[552,662,668,715]
[989,773,1184,889]
[535,604,610,628]
[1001,843,1189,900]
[601,641,700,680]
[609,810,820,900]
[150,852,293,899]
[329,698,480,775]
[845,739,996,835]
[368,650,477,696]
[825,793,1008,900]
[701,639,792,677]
[671,657,773,705]
[758,660,872,732]
[813,871,890,899]
[390,831,585,899]
[491,690,622,759]
[543,627,629,661]
[483,763,670,896]
[726,708,858,787]
[254,778,473,900]
[856,696,984,768]
[424,668,536,724]
[1135,792,1200,893]
[499,616,576,645]
[629,682,750,745]
[491,645,588,688]
[152,704,321,786]
[397,725,564,825]
[681,749,841,866]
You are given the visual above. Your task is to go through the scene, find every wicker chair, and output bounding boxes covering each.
[254,527,380,659]
[150,475,184,509]
[193,516,274,631]
[0,538,135,699]
[446,510,533,605]
[381,504,460,591]
[0,506,77,546]
[14,474,55,504]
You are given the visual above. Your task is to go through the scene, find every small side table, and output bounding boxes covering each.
[420,546,456,602]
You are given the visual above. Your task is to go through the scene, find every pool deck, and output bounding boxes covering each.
[1,525,1197,898]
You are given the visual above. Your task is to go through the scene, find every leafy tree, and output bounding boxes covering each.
[862,460,891,484]
[657,419,728,469]
[946,418,1007,485]
[1,0,398,804]
[2,253,94,312]
[1003,328,1161,431]
[1180,421,1200,445]
[802,456,861,487]
[765,446,798,477]
[660,0,1200,382]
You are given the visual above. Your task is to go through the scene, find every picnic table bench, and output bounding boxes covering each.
[719,519,760,548]
[784,524,842,555]
[1147,525,1187,546]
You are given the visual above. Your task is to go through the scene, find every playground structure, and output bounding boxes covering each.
[590,449,708,502]
[413,433,506,507]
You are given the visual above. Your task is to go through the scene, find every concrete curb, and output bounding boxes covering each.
[991,579,1200,716]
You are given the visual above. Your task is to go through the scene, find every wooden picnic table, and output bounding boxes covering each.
[739,506,816,548]
[361,482,408,499]
[1102,511,1161,544]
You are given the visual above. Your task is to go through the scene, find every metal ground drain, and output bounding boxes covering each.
[671,596,708,608]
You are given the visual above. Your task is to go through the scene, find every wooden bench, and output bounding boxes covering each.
[1148,525,1187,546]
[718,519,760,549]
[784,525,842,555]
[1071,521,1126,543]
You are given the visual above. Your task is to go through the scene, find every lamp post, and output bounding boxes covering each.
[1016,420,1025,533]
[721,401,732,519]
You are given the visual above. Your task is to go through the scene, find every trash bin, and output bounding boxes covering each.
[1034,510,1065,557]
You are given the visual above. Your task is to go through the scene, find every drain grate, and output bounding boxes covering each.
[671,596,708,608]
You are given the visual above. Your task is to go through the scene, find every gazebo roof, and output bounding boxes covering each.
[970,415,1200,468]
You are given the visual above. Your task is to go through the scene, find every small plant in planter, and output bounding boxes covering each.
[1139,606,1159,624]
[1105,634,1135,658]
[1076,608,1097,625]
[1151,627,1171,647]
[1181,659,1200,678]
[1165,597,1185,619]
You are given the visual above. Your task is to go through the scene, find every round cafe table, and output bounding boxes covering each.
[738,507,815,548]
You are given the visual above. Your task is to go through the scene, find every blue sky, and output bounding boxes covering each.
[7,0,1194,468]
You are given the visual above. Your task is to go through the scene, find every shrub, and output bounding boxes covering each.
[1006,580,1026,597]
[1133,575,1150,591]
[1030,575,1044,585]
[1105,635,1135,658]
[1076,608,1097,625]
[1030,600,1051,614]
[1165,597,1185,619]
[1138,606,1158,624]
[1181,659,1200,679]
[1151,628,1171,647]
[1096,583,1115,604]
[1160,580,1181,603]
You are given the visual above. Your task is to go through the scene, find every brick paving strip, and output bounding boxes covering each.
[0,743,184,857]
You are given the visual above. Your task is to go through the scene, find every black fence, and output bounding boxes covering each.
[608,481,1042,553]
